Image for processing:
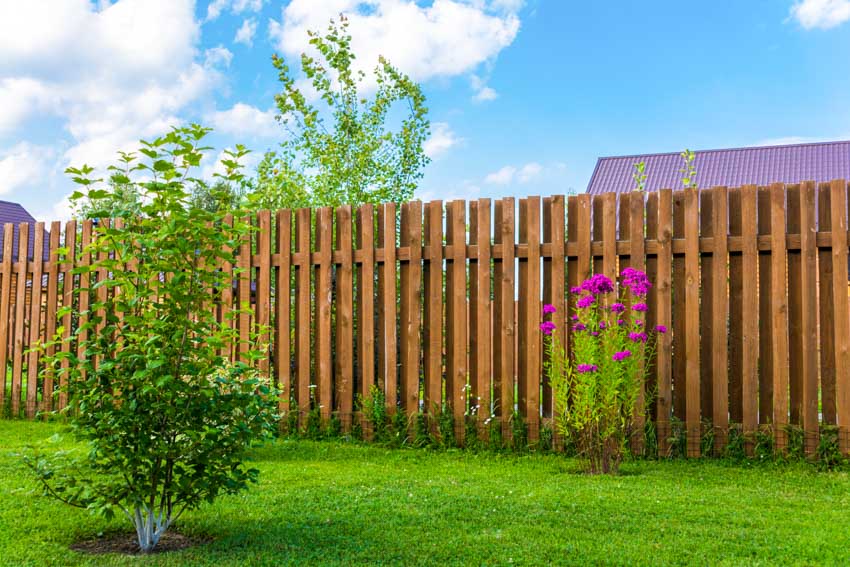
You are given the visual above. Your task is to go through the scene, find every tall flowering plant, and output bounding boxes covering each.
[542,268,665,474]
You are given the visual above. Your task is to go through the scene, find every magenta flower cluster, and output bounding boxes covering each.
[629,331,648,343]
[621,267,651,296]
[577,364,598,373]
[580,274,615,296]
[612,350,632,362]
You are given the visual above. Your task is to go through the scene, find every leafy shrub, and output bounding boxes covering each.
[543,269,662,474]
[24,126,279,553]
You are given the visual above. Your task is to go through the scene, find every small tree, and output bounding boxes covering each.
[250,16,430,210]
[26,125,278,553]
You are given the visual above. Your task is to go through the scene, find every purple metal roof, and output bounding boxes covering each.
[587,140,850,195]
[0,200,50,262]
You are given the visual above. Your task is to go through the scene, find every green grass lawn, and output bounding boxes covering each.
[3,421,850,566]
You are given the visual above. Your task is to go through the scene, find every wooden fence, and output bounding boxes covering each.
[3,180,850,457]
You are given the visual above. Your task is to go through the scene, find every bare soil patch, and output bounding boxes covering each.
[70,530,210,555]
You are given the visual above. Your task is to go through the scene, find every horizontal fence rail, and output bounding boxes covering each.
[3,180,850,457]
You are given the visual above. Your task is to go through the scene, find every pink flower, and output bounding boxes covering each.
[617,319,626,326]
[655,325,668,334]
[580,274,614,296]
[632,302,648,312]
[609,303,626,313]
[590,331,599,337]
[599,321,607,330]
[576,364,598,373]
[573,323,587,332]
[570,286,582,294]
[612,350,632,362]
[621,267,652,296]
[629,331,648,343]
[539,321,556,335]
[577,295,595,309]
[542,303,557,315]
[571,315,579,322]
[635,319,643,327]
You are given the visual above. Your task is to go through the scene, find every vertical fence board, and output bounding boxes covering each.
[219,215,234,362]
[275,210,292,417]
[699,191,714,422]
[58,221,76,410]
[356,205,376,426]
[294,209,311,424]
[728,188,744,424]
[757,188,774,426]
[541,196,564,420]
[256,211,272,378]
[399,201,421,418]
[656,189,674,455]
[684,189,701,456]
[315,207,333,421]
[237,216,252,363]
[336,205,355,429]
[818,184,836,424]
[798,182,819,454]
[0,224,13,410]
[378,203,398,413]
[519,197,541,442]
[830,179,850,453]
[25,223,45,418]
[446,200,468,441]
[41,223,61,412]
[770,183,790,450]
[787,185,804,427]
[644,193,659,425]
[422,201,442,418]
[711,187,729,452]
[494,198,515,440]
[602,193,617,287]
[741,185,760,448]
[672,192,686,424]
[629,191,646,452]
[11,223,30,416]
[470,199,492,427]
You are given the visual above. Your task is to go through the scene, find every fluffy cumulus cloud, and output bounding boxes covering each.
[0,0,238,217]
[0,0,230,169]
[269,0,522,90]
[235,18,258,46]
[0,143,55,196]
[790,0,850,29]
[423,122,461,159]
[207,103,279,139]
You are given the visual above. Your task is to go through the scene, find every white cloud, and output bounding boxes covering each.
[207,103,279,139]
[484,161,543,185]
[517,162,542,183]
[484,165,517,185]
[206,0,264,22]
[0,0,229,171]
[205,46,233,68]
[269,0,521,90]
[0,143,54,195]
[470,74,498,102]
[423,122,461,158]
[790,0,850,29]
[235,18,258,46]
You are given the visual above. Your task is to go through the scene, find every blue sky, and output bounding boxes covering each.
[2,0,850,219]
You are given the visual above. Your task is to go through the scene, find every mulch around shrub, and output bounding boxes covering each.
[70,530,210,555]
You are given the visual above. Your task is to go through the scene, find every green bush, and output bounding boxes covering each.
[24,126,279,553]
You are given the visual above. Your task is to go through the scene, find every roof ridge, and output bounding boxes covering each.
[598,139,850,161]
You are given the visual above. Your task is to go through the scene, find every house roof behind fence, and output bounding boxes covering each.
[0,200,50,262]
[587,140,850,195]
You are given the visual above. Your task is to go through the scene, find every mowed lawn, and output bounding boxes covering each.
[3,421,850,566]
